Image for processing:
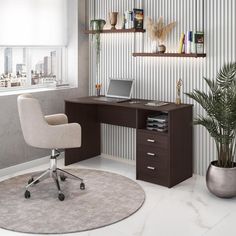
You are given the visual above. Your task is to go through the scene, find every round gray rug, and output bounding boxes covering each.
[0,169,145,234]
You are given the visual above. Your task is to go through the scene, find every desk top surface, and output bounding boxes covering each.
[65,96,193,112]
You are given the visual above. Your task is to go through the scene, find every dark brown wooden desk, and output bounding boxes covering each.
[65,96,193,188]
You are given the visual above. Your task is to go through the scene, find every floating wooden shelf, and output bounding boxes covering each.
[84,28,146,34]
[132,53,207,58]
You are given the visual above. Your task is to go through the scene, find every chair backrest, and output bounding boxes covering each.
[17,94,47,147]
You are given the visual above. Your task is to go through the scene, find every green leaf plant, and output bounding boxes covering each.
[186,62,236,168]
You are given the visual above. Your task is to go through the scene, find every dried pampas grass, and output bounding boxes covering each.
[146,17,176,43]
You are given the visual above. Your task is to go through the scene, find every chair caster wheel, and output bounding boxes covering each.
[28,178,39,185]
[24,190,31,199]
[58,193,65,201]
[60,175,67,182]
[80,182,85,190]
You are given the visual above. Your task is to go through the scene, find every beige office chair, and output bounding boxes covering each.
[17,94,85,201]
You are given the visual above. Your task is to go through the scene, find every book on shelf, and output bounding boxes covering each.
[186,31,192,54]
[194,32,204,54]
[178,33,185,53]
[182,34,185,53]
[133,9,144,29]
[191,32,196,53]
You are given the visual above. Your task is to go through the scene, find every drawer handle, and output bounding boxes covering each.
[147,166,155,170]
[147,139,155,143]
[147,152,156,157]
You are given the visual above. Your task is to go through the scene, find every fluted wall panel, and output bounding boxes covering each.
[88,0,236,175]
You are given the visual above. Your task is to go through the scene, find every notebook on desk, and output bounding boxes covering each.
[94,79,134,103]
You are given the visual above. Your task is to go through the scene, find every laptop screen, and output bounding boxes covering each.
[106,79,133,98]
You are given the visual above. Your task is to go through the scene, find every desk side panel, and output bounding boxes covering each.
[65,102,101,165]
[169,106,193,187]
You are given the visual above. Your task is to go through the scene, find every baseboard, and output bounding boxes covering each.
[0,154,64,178]
[101,153,136,166]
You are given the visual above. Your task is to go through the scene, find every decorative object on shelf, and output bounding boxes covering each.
[122,14,126,29]
[95,83,102,96]
[109,12,118,30]
[186,62,236,198]
[158,44,166,53]
[146,17,176,53]
[124,11,133,29]
[175,79,182,105]
[133,9,144,29]
[90,19,106,63]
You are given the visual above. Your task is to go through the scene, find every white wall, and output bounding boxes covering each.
[88,0,236,175]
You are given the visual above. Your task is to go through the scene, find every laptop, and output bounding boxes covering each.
[94,79,134,103]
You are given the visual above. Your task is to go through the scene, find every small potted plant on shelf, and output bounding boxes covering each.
[90,19,106,64]
[146,17,176,53]
[186,62,236,198]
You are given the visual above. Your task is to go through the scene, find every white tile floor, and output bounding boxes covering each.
[1,156,236,236]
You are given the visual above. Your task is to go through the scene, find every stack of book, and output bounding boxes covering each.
[178,31,204,54]
[146,114,168,132]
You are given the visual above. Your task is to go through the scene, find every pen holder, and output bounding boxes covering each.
[96,88,101,96]
[95,83,102,96]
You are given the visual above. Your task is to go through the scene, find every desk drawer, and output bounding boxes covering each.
[137,145,169,170]
[137,164,169,187]
[97,105,136,128]
[137,130,168,149]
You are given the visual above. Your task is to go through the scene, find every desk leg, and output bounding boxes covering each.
[65,102,101,165]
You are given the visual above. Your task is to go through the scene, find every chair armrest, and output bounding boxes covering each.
[30,122,81,149]
[45,123,82,149]
[45,114,68,125]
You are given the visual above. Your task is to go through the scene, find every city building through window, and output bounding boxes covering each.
[0,47,66,90]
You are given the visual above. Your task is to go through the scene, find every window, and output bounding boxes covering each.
[0,0,68,91]
[0,47,66,89]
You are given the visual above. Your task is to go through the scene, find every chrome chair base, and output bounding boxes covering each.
[24,149,85,201]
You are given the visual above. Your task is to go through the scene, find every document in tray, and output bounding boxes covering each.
[145,101,168,107]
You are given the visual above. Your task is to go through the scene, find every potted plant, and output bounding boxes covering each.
[186,62,236,198]
[90,19,106,64]
[146,17,176,53]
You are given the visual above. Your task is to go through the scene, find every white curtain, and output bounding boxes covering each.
[0,0,67,46]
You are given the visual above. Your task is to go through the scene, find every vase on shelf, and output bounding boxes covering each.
[151,41,166,53]
[109,12,118,30]
[90,19,106,31]
[158,44,166,53]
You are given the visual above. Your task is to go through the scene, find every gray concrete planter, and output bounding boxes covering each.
[206,161,236,198]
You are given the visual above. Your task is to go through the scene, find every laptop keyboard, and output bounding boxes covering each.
[93,97,127,103]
